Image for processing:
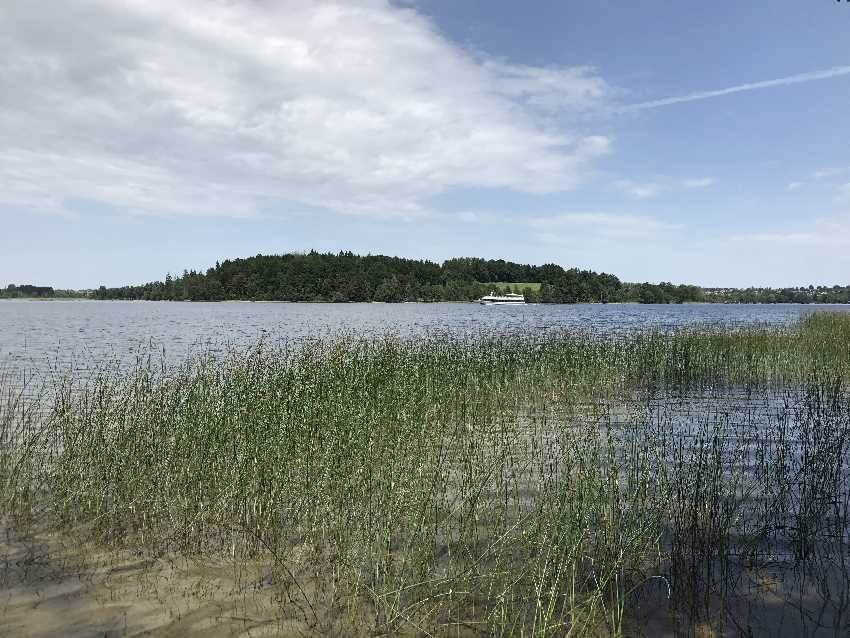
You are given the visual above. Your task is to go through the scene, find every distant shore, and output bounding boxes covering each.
[3,297,849,306]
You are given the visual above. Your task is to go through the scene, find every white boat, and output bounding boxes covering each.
[479,291,525,305]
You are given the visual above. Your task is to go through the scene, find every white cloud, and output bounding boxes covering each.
[614,176,714,199]
[614,180,665,199]
[483,62,611,113]
[783,167,848,195]
[0,0,612,219]
[528,212,682,240]
[451,208,682,243]
[619,65,850,112]
[730,213,850,247]
[456,210,503,224]
[812,167,847,180]
[681,177,715,189]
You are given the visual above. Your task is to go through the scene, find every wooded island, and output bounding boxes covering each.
[80,251,850,304]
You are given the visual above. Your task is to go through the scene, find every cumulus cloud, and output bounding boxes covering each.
[0,0,612,219]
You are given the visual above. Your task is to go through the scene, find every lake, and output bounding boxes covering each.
[4,300,850,635]
[2,299,849,376]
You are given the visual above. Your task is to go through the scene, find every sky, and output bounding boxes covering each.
[1,0,849,289]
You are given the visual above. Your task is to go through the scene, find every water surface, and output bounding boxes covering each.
[2,300,848,375]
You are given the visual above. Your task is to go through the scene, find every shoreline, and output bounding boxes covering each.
[2,297,849,306]
[1,522,295,638]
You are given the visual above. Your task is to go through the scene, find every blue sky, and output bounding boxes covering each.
[1,1,849,288]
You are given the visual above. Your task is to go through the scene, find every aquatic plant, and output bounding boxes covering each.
[3,312,850,635]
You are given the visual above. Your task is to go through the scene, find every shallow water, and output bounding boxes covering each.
[4,299,850,635]
[3,299,848,376]
[0,524,301,638]
[506,386,850,636]
[598,387,850,636]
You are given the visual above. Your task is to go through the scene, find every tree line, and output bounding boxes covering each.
[1,284,88,299]
[92,251,708,303]
[704,286,850,304]
[8,254,847,304]
[2,284,55,298]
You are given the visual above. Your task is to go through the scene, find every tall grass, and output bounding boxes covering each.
[3,312,850,635]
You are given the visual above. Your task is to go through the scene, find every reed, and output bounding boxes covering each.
[3,312,850,635]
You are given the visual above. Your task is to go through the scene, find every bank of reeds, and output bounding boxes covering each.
[2,312,850,636]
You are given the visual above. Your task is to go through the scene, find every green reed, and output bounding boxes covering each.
[3,312,850,636]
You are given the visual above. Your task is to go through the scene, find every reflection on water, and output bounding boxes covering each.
[606,385,850,636]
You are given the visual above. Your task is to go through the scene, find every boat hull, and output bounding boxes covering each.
[480,300,525,305]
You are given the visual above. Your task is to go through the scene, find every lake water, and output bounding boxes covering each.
[4,299,850,634]
[2,299,849,375]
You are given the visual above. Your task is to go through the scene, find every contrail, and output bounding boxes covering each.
[619,65,850,112]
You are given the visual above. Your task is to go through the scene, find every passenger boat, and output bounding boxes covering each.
[479,291,526,305]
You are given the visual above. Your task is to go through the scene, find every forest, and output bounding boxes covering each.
[704,286,850,304]
[6,254,847,304]
[1,284,86,299]
[92,252,707,303]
